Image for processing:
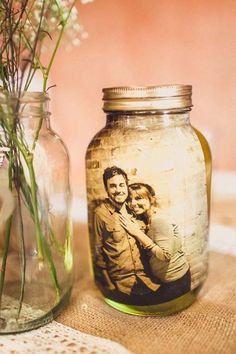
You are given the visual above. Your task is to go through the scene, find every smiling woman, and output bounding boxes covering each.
[122,183,191,290]
[127,183,156,218]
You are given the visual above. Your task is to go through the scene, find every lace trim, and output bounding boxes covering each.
[0,321,132,354]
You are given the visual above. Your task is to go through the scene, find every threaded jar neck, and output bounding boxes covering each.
[106,110,190,129]
[0,92,50,119]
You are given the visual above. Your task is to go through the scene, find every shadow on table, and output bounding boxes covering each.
[73,222,91,281]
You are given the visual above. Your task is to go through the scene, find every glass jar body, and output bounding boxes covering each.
[86,110,211,315]
[0,93,73,333]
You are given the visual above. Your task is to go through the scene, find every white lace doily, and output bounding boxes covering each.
[0,321,131,354]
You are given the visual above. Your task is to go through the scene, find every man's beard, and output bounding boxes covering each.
[109,193,127,208]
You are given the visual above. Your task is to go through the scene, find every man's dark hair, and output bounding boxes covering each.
[103,166,128,189]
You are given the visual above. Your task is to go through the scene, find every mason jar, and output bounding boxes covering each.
[86,85,211,316]
[86,85,211,315]
[0,92,73,332]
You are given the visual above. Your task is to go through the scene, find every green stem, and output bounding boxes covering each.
[64,217,73,272]
[12,110,62,299]
[13,146,26,319]
[24,67,38,92]
[48,225,65,255]
[22,0,47,92]
[16,190,26,319]
[43,0,77,91]
[27,156,44,259]
[9,137,40,251]
[21,32,45,91]
[0,150,14,311]
[19,168,34,215]
[32,117,43,152]
[0,217,12,311]
[26,156,61,300]
[42,238,61,301]
[42,31,62,92]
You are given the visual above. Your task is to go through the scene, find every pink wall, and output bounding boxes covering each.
[49,0,236,194]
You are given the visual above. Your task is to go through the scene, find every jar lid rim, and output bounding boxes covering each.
[103,84,191,97]
[102,85,192,111]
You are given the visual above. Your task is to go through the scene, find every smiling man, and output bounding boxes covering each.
[93,166,159,304]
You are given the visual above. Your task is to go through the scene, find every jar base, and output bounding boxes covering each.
[104,286,201,316]
[0,287,72,334]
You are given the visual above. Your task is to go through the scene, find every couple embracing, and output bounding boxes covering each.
[93,166,191,305]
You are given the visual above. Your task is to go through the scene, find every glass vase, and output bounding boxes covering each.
[0,92,73,333]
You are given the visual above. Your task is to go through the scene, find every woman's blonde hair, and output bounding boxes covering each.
[129,183,157,205]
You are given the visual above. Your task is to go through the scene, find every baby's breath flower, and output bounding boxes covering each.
[0,0,93,92]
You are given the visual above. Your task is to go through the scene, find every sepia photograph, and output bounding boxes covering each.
[87,123,209,304]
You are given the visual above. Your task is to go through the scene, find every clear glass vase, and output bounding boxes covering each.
[0,92,73,333]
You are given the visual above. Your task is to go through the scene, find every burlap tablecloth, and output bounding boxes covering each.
[56,223,236,354]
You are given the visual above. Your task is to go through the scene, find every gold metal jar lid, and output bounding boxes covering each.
[102,85,192,111]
